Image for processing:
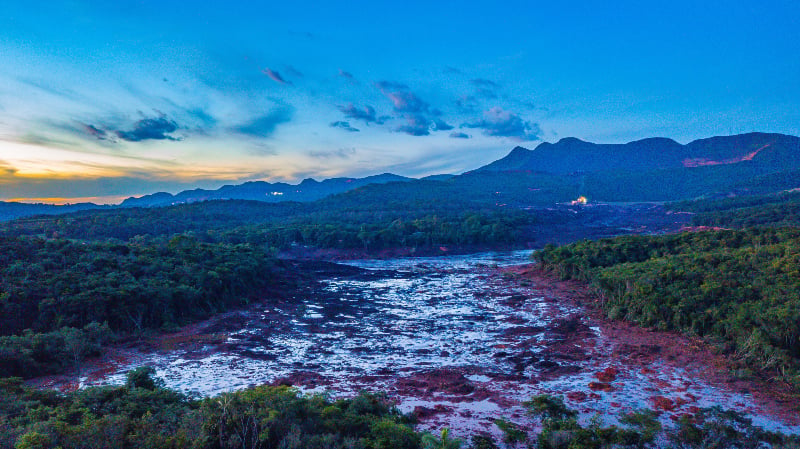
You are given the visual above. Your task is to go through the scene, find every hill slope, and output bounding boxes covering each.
[120,173,411,207]
[479,132,800,174]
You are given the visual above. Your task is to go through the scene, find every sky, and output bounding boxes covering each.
[1,0,798,204]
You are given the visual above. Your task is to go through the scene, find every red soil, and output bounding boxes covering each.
[513,264,800,425]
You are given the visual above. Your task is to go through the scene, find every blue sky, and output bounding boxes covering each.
[1,0,798,203]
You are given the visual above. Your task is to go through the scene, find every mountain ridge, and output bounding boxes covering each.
[2,132,799,221]
[119,172,411,208]
[478,132,800,174]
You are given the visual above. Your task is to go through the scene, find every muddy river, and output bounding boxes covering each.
[40,251,800,441]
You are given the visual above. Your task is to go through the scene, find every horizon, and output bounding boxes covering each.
[1,0,799,203]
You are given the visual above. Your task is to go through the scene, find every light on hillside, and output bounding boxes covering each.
[571,196,588,205]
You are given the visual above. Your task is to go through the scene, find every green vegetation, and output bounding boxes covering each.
[0,368,425,449]
[524,395,661,449]
[4,373,796,449]
[0,235,286,378]
[670,191,800,228]
[533,228,800,390]
[494,394,799,449]
[1,196,537,252]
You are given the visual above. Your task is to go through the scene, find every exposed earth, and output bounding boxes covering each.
[31,251,800,443]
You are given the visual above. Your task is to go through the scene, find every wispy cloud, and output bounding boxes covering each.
[308,147,357,159]
[338,103,384,124]
[262,68,292,85]
[386,91,429,114]
[0,160,17,177]
[462,107,541,141]
[449,132,471,139]
[375,80,409,91]
[470,78,499,88]
[375,80,456,136]
[284,65,303,78]
[338,69,358,84]
[115,115,181,142]
[455,95,479,113]
[231,106,294,138]
[396,115,431,136]
[185,108,218,129]
[83,123,110,141]
[329,121,360,132]
[475,88,498,99]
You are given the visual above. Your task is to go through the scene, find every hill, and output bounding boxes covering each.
[119,173,410,207]
[2,133,798,224]
[0,201,106,222]
[478,132,800,174]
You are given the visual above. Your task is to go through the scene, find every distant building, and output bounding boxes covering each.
[571,196,588,205]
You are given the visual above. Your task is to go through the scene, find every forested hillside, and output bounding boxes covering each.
[0,195,543,253]
[533,228,800,390]
[671,191,800,228]
[0,235,287,378]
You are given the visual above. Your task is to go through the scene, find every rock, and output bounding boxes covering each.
[594,366,619,382]
[650,395,676,411]
[413,404,452,420]
[588,382,615,392]
[567,391,588,402]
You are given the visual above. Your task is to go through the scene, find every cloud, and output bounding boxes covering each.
[308,147,357,159]
[185,108,218,129]
[376,82,429,115]
[0,160,17,177]
[338,69,358,84]
[10,130,83,149]
[475,87,498,99]
[329,121,360,132]
[338,103,383,124]
[462,107,541,141]
[375,80,455,136]
[396,115,430,136]
[386,91,429,114]
[262,68,292,85]
[432,119,454,131]
[443,66,462,74]
[449,132,471,139]
[232,106,294,138]
[83,123,111,141]
[284,65,303,78]
[375,80,409,91]
[116,116,181,142]
[470,78,499,88]
[455,95,479,113]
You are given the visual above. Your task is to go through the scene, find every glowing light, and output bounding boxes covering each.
[571,196,588,205]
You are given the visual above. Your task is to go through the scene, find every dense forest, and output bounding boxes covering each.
[0,235,288,378]
[0,196,543,252]
[533,228,800,390]
[3,368,796,449]
[0,368,423,449]
[670,191,800,228]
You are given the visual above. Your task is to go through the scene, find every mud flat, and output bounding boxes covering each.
[31,251,800,442]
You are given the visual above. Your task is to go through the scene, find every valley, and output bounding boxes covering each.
[3,132,800,448]
[31,251,800,442]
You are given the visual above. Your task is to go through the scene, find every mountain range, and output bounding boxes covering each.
[478,132,800,173]
[2,132,798,221]
[119,173,411,208]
